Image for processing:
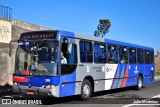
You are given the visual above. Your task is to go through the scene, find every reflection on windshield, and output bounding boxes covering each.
[15,40,59,76]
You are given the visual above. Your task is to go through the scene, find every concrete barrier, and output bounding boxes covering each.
[0,19,51,86]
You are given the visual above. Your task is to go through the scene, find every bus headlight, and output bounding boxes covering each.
[46,85,51,89]
[13,82,19,86]
[42,85,56,89]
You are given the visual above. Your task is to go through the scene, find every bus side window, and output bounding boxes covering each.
[61,41,77,75]
[80,41,93,63]
[94,43,106,63]
[61,38,77,64]
[119,46,128,64]
[61,38,69,62]
[107,45,112,63]
[137,49,144,64]
[107,44,118,64]
[129,48,136,64]
[68,44,77,64]
[145,50,150,64]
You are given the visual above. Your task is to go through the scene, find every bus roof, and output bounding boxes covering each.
[105,38,153,50]
[20,30,154,50]
[75,33,153,51]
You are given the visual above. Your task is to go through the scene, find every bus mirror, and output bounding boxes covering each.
[9,43,13,57]
[9,40,18,57]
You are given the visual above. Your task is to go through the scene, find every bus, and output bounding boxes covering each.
[10,30,155,100]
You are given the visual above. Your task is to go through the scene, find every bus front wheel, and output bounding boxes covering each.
[80,79,92,100]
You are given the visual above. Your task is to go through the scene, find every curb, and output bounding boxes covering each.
[155,76,160,78]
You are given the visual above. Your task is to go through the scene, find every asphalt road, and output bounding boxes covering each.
[1,77,160,107]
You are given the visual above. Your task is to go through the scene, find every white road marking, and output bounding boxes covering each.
[4,94,24,98]
[122,104,160,107]
[152,94,160,98]
[122,94,160,107]
[4,96,12,98]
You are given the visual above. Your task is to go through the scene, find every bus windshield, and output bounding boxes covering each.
[15,40,59,76]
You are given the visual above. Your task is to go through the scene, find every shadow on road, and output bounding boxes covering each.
[93,86,138,97]
[2,86,141,105]
[0,85,13,96]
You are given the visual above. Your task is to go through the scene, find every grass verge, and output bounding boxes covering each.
[156,71,160,76]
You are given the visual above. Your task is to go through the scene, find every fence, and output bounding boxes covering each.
[0,5,12,22]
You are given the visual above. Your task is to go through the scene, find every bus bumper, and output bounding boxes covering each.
[12,85,59,97]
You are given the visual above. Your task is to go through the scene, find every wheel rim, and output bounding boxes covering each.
[83,84,90,97]
[138,78,142,88]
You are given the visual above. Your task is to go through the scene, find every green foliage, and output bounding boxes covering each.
[94,19,111,37]
[156,71,160,76]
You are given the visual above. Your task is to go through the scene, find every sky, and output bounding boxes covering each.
[1,0,160,53]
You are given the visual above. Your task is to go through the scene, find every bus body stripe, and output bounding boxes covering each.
[122,66,129,88]
[111,65,120,89]
[117,65,125,88]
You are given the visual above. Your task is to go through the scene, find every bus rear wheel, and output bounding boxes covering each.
[80,79,92,100]
[136,75,143,90]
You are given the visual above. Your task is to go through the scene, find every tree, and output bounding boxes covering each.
[94,19,111,37]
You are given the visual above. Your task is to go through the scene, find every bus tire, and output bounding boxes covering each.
[136,75,143,90]
[80,79,92,100]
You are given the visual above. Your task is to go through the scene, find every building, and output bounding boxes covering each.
[157,50,160,59]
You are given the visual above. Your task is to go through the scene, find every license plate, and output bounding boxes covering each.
[26,91,34,95]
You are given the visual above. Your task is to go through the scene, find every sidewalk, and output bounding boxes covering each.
[0,85,13,96]
[155,76,160,80]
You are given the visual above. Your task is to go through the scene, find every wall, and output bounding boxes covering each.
[0,19,51,86]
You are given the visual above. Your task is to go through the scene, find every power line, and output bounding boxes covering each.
[0,2,94,34]
[13,12,55,29]
[12,8,94,34]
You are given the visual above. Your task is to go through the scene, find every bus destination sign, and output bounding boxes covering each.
[20,31,57,40]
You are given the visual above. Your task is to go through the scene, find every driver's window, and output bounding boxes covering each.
[61,37,77,75]
[61,38,77,64]
[61,38,68,64]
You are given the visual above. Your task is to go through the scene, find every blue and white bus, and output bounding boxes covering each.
[11,30,155,100]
